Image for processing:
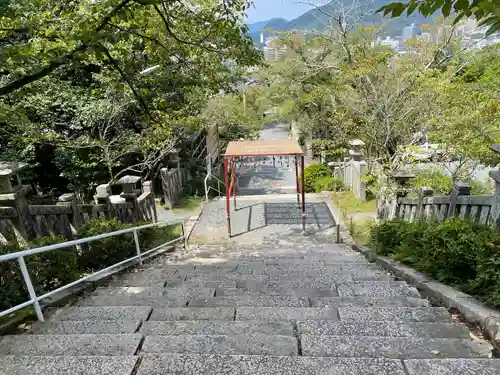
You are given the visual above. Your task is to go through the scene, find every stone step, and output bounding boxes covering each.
[141,334,298,356]
[298,320,469,338]
[301,335,492,359]
[0,356,138,375]
[31,320,140,334]
[188,295,310,307]
[165,279,237,289]
[50,306,152,321]
[149,307,235,321]
[339,307,451,323]
[337,281,420,298]
[0,334,142,356]
[264,256,369,266]
[236,307,338,321]
[141,320,294,336]
[404,359,500,375]
[217,287,339,298]
[138,354,407,374]
[311,296,430,308]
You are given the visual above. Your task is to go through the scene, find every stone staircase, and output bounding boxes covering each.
[1,242,500,374]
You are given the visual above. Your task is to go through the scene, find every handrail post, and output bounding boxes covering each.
[17,256,44,322]
[181,221,187,249]
[133,229,142,265]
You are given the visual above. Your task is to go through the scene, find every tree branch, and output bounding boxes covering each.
[0,0,133,96]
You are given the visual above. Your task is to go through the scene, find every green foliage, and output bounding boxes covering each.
[380,1,500,35]
[410,168,453,195]
[370,218,500,308]
[77,219,136,271]
[0,243,27,311]
[314,176,344,193]
[304,163,332,193]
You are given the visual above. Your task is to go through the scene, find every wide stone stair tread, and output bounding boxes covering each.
[339,307,451,322]
[337,281,421,297]
[301,335,491,359]
[311,296,431,308]
[149,307,235,321]
[404,359,500,375]
[0,334,142,356]
[137,354,407,375]
[0,355,138,375]
[50,306,152,321]
[297,320,469,338]
[141,320,295,336]
[31,320,141,334]
[236,307,339,321]
[188,295,310,307]
[216,287,339,298]
[141,334,298,356]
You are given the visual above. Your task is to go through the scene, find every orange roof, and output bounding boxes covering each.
[224,140,304,157]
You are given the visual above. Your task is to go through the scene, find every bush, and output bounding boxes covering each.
[313,176,344,193]
[304,163,332,193]
[370,218,500,308]
[0,242,28,311]
[78,219,136,271]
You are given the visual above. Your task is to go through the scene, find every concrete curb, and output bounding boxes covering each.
[185,202,205,244]
[352,243,500,346]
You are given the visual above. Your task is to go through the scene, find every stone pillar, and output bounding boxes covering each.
[142,180,158,222]
[58,193,82,238]
[417,187,434,220]
[489,169,500,227]
[0,162,35,245]
[447,182,471,218]
[117,175,141,223]
[94,183,112,219]
[391,170,415,220]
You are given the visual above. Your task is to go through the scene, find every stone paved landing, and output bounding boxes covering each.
[0,239,498,374]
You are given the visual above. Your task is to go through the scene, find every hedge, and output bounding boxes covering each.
[370,218,500,309]
[0,219,181,312]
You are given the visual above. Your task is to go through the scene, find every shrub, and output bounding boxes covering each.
[0,242,27,311]
[313,176,344,193]
[77,219,136,271]
[304,163,332,193]
[370,218,500,309]
[410,168,452,195]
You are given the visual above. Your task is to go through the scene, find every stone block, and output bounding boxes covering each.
[32,320,140,334]
[301,336,492,359]
[138,354,406,375]
[149,307,235,321]
[141,334,298,356]
[337,281,421,298]
[298,320,469,338]
[0,355,138,375]
[339,307,451,323]
[188,295,310,307]
[236,307,338,321]
[51,306,152,321]
[404,359,500,375]
[0,334,142,356]
[311,296,430,308]
[141,321,294,336]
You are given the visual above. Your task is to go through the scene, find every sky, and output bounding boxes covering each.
[245,0,314,23]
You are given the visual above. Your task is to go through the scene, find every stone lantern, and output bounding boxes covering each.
[0,161,28,194]
[116,175,142,221]
[348,140,365,162]
[391,169,415,198]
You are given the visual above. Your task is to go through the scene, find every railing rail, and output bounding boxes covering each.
[0,219,185,322]
[204,175,226,202]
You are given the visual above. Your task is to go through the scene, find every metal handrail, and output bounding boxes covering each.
[204,174,226,202]
[0,219,185,322]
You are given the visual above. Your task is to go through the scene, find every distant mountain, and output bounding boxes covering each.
[248,0,433,42]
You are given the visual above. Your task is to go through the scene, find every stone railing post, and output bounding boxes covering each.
[488,169,500,227]
[391,170,415,220]
[58,193,82,237]
[143,180,158,222]
[417,187,434,220]
[95,184,112,220]
[117,175,141,223]
[447,182,471,218]
[0,162,35,245]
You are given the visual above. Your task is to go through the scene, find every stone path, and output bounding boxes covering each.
[1,238,499,374]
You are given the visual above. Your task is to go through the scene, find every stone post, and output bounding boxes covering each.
[417,187,434,220]
[348,140,366,201]
[117,175,141,223]
[94,184,112,219]
[391,170,415,220]
[0,162,35,245]
[488,169,500,227]
[447,182,471,218]
[143,180,158,222]
[58,193,82,238]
